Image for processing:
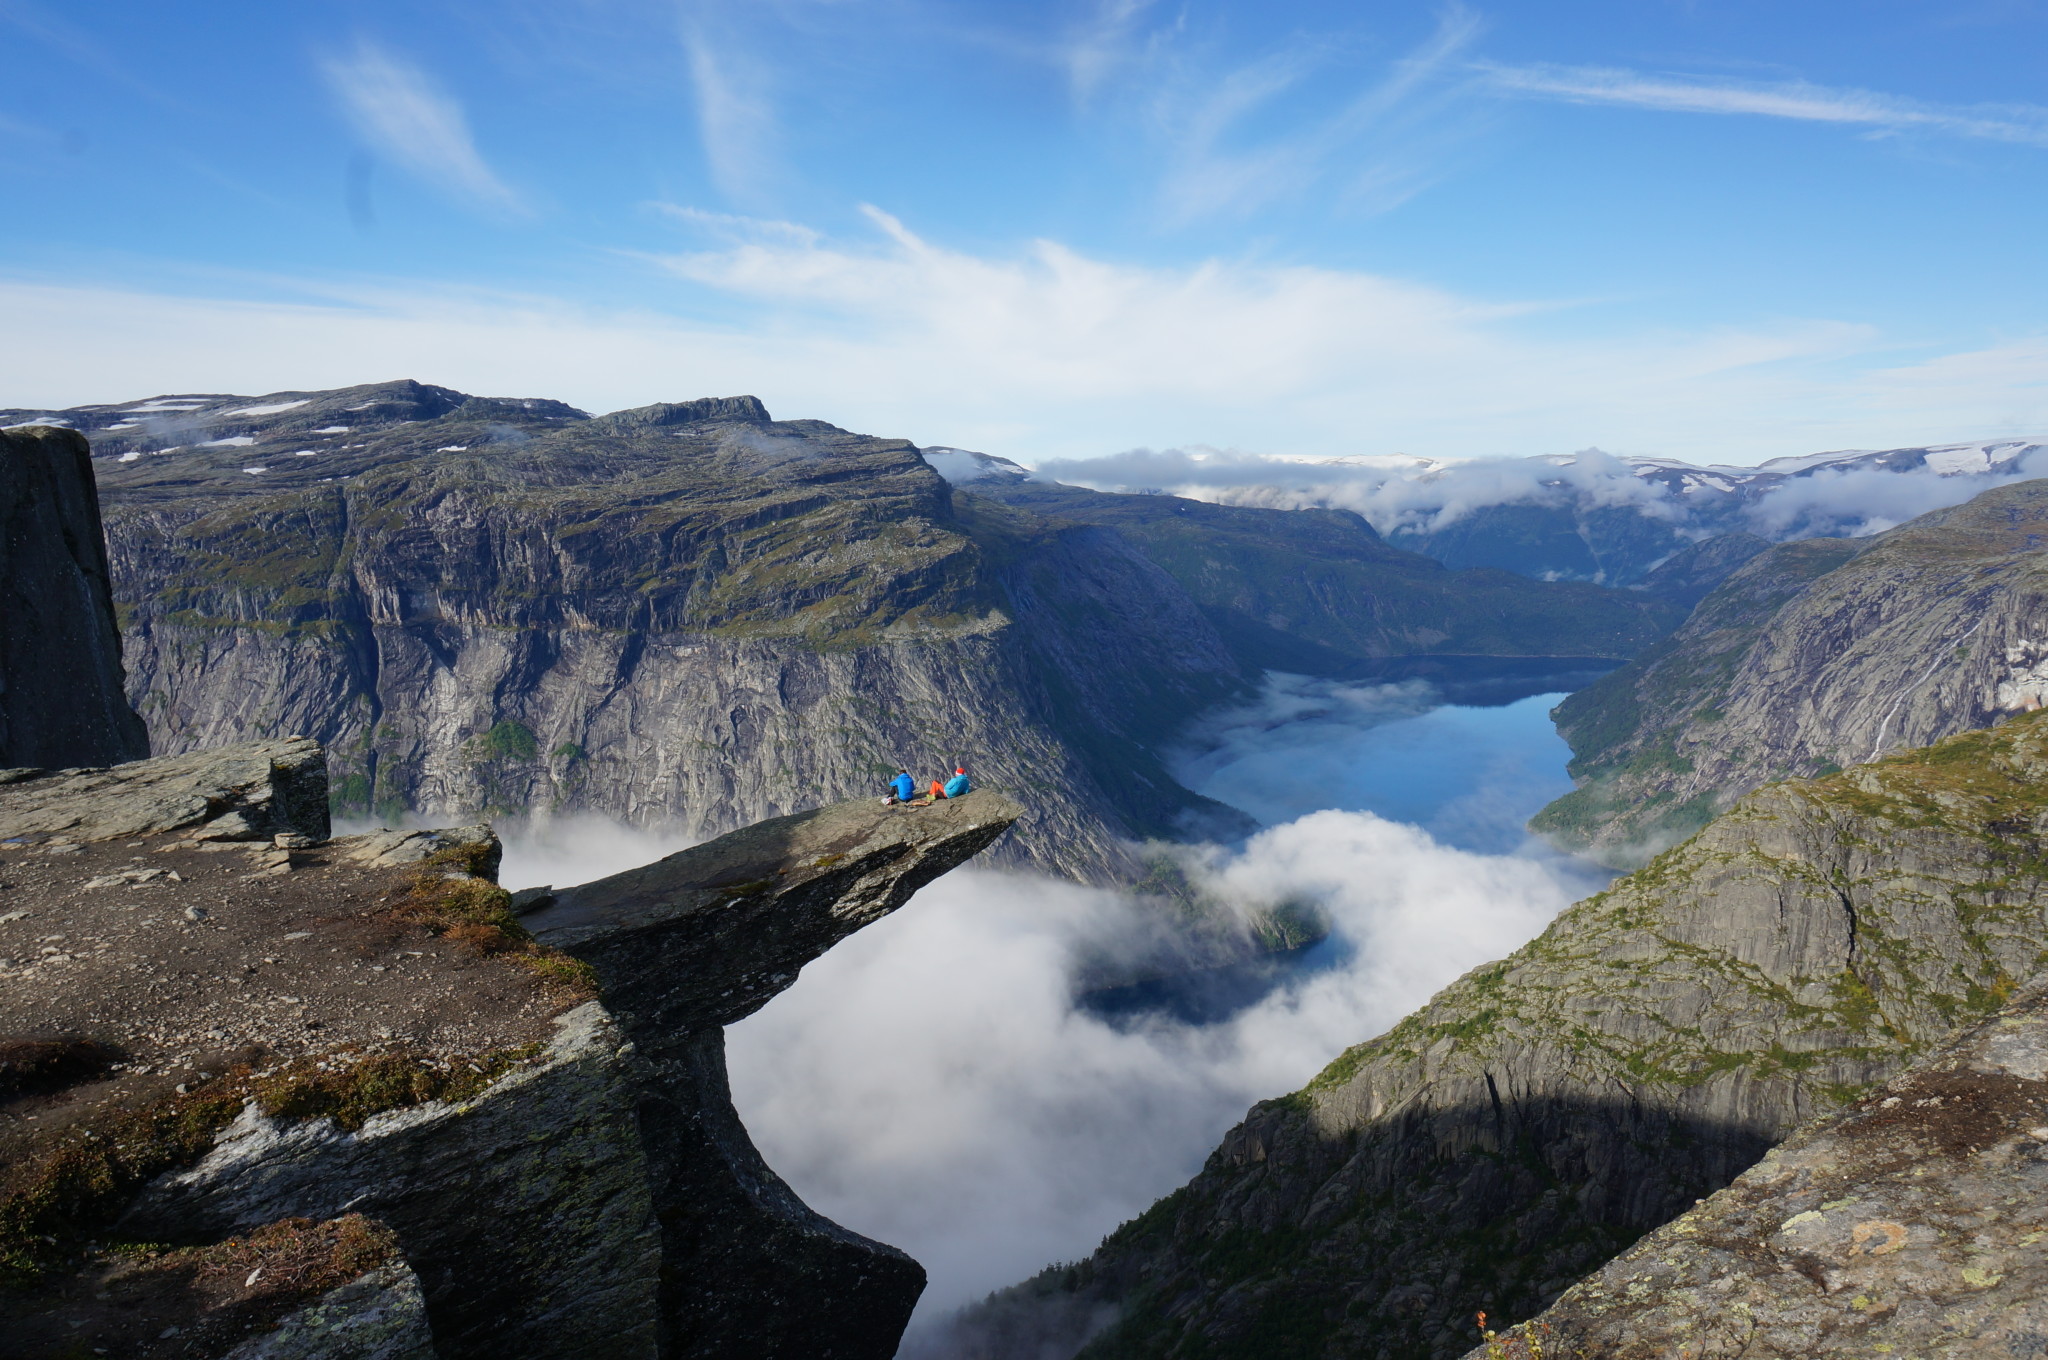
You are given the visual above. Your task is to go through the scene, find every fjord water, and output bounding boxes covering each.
[1170,674,1579,852]
[716,673,1610,1338]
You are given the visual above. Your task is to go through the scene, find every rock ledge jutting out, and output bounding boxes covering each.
[2,740,1019,1360]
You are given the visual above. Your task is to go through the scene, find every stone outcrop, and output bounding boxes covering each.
[524,792,1024,1356]
[0,737,329,844]
[1469,986,2048,1359]
[27,379,1675,881]
[222,1263,435,1360]
[1535,478,2048,866]
[0,424,148,768]
[948,709,2048,1359]
[3,737,1020,1358]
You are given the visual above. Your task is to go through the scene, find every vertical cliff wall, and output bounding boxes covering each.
[0,425,148,768]
[84,382,1244,882]
[1536,478,2048,866]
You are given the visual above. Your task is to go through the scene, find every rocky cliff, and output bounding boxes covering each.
[2,738,1019,1358]
[1535,478,2048,867]
[947,708,2048,1360]
[0,425,148,768]
[26,380,1676,882]
[963,484,1678,675]
[81,380,1215,880]
[1468,984,2048,1359]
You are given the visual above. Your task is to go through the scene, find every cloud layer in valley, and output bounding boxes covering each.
[485,680,1607,1333]
[723,809,1601,1329]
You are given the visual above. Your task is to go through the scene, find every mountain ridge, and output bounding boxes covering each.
[1533,477,2048,866]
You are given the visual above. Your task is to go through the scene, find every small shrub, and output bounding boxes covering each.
[0,1072,248,1286]
[394,851,597,998]
[467,721,539,762]
[253,1046,540,1132]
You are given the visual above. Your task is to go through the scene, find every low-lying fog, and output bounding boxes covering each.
[493,674,1613,1349]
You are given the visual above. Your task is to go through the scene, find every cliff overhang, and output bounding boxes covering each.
[1,742,1019,1359]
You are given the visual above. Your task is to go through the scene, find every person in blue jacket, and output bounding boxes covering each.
[942,766,972,798]
[887,768,917,803]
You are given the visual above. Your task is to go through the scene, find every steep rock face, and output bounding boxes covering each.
[58,380,1679,881]
[967,483,1679,673]
[3,738,1020,1359]
[952,710,2048,1360]
[90,381,1210,880]
[1470,986,2048,1359]
[1628,529,1773,610]
[0,425,148,767]
[1536,479,2048,866]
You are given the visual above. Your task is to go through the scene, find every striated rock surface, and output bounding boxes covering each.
[3,738,1020,1359]
[1536,478,2048,866]
[0,737,329,844]
[963,483,1678,672]
[35,379,1675,881]
[83,380,1233,880]
[1469,987,2048,1359]
[0,424,148,768]
[220,1262,435,1360]
[952,709,2048,1360]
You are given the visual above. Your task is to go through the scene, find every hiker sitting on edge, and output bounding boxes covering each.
[943,766,972,798]
[885,768,916,805]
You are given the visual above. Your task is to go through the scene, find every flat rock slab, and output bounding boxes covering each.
[0,738,330,845]
[0,827,555,1172]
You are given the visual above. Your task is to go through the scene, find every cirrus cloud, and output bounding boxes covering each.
[321,40,527,216]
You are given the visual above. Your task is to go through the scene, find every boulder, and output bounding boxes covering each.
[0,737,329,844]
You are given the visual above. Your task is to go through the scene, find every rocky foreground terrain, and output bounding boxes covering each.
[950,706,2048,1360]
[6,380,1673,882]
[1535,478,2048,866]
[1,739,1019,1359]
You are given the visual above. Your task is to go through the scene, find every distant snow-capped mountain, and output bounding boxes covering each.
[932,438,2048,587]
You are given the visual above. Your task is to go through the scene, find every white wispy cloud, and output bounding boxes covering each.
[1478,61,2048,148]
[320,40,526,216]
[682,21,781,206]
[1062,0,1162,106]
[652,203,821,246]
[8,208,2035,466]
[1142,5,1488,222]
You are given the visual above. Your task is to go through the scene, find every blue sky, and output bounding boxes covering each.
[3,0,2046,463]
